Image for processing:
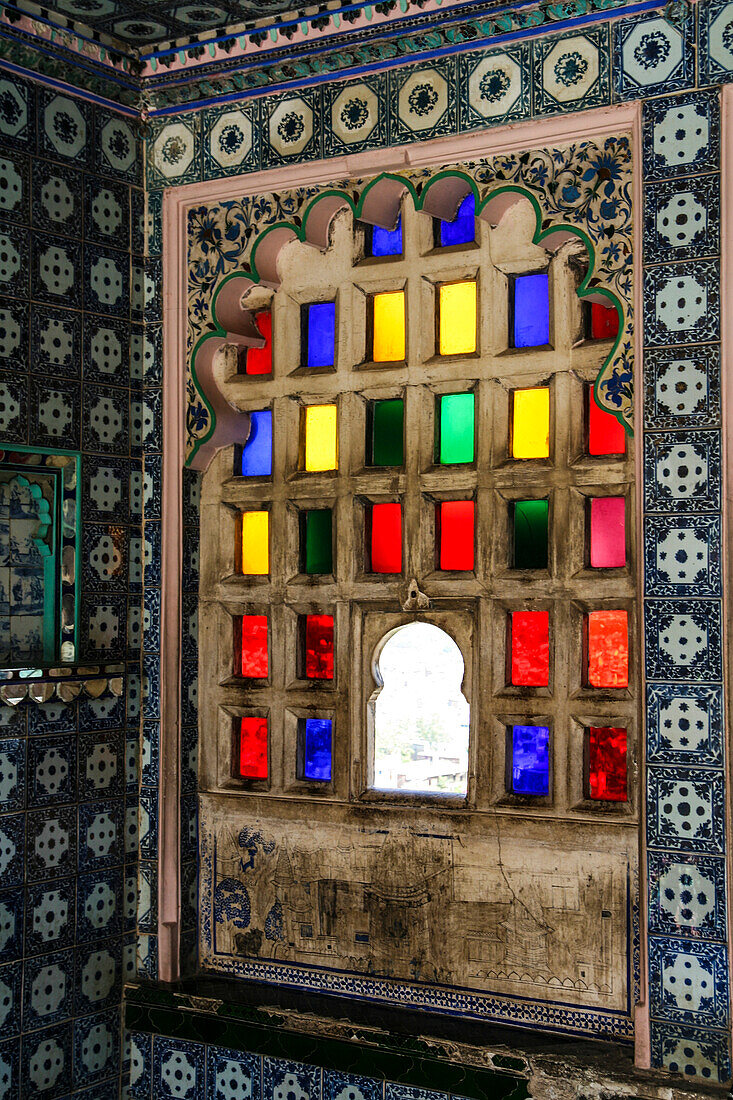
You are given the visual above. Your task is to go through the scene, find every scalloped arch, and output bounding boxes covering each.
[189,170,627,470]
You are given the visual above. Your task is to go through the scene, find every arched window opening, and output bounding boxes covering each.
[371,622,469,796]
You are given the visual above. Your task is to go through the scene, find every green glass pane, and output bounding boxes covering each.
[304,509,333,574]
[438,393,474,464]
[372,399,404,466]
[513,500,548,569]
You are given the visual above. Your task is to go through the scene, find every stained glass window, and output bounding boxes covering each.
[368,399,404,467]
[239,614,268,678]
[240,511,269,574]
[301,509,333,574]
[237,717,268,779]
[303,302,336,368]
[587,610,628,688]
[587,726,627,801]
[590,497,625,568]
[372,292,406,362]
[586,302,620,341]
[510,725,550,795]
[370,218,402,257]
[512,273,549,348]
[302,404,338,471]
[437,393,474,464]
[438,281,477,356]
[510,611,549,686]
[241,311,273,375]
[512,388,550,460]
[436,192,475,247]
[513,500,548,569]
[368,503,402,574]
[239,409,272,477]
[438,501,474,571]
[302,614,334,680]
[588,386,626,455]
[298,718,333,781]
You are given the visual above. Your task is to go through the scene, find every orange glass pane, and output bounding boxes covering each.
[238,717,268,779]
[587,610,628,688]
[510,611,549,686]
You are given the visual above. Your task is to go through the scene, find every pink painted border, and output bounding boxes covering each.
[160,104,647,1039]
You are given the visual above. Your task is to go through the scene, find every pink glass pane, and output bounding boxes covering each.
[590,497,626,568]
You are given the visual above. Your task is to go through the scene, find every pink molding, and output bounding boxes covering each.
[159,104,647,1021]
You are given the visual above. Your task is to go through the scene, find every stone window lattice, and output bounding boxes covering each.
[199,190,638,819]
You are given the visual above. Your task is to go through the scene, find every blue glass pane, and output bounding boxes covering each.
[307,302,336,368]
[240,410,272,476]
[511,724,549,795]
[438,193,475,247]
[514,273,550,348]
[303,718,332,781]
[371,218,402,257]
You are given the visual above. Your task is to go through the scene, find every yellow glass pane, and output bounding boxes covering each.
[241,510,269,574]
[513,388,550,459]
[304,404,338,472]
[373,291,405,362]
[439,281,476,356]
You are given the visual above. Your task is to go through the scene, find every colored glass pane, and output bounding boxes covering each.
[510,611,549,686]
[512,388,550,459]
[438,393,474,464]
[439,501,474,571]
[590,497,626,568]
[370,503,402,573]
[372,291,405,362]
[240,615,268,678]
[588,388,626,455]
[513,273,549,348]
[588,726,627,801]
[301,718,332,781]
[513,500,548,569]
[439,281,477,356]
[304,614,334,680]
[240,511,268,574]
[371,218,402,257]
[303,509,333,574]
[244,311,272,375]
[371,399,404,466]
[240,409,272,477]
[438,192,475,247]
[304,405,338,471]
[587,610,628,688]
[305,302,336,368]
[590,302,619,340]
[511,724,549,795]
[238,716,268,779]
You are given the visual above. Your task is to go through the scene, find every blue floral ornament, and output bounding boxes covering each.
[214,877,251,928]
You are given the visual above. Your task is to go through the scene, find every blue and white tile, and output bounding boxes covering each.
[644,599,722,682]
[78,733,123,800]
[0,1035,19,1099]
[0,372,27,444]
[0,741,23,812]
[73,1009,120,1088]
[203,103,260,179]
[22,950,73,1029]
[652,1021,730,1082]
[27,736,76,806]
[85,245,130,318]
[75,939,121,1015]
[76,868,122,942]
[127,1030,152,1099]
[25,878,76,954]
[324,1070,382,1100]
[81,596,127,660]
[642,89,720,182]
[0,226,28,298]
[643,345,720,430]
[643,430,721,514]
[78,800,123,871]
[648,852,727,940]
[647,767,725,854]
[644,515,721,597]
[0,73,35,151]
[83,457,129,522]
[323,76,388,158]
[0,814,23,888]
[263,1057,320,1100]
[39,90,90,165]
[643,175,720,265]
[389,60,457,146]
[85,174,130,250]
[21,1021,72,1099]
[29,378,81,449]
[206,1045,260,1100]
[147,118,201,189]
[82,383,129,455]
[78,691,125,732]
[0,298,28,371]
[533,25,609,115]
[83,315,130,384]
[263,90,322,168]
[385,1087,446,1100]
[139,787,159,860]
[646,683,724,767]
[699,0,733,83]
[26,807,76,881]
[650,938,729,1027]
[137,929,158,981]
[0,889,22,963]
[95,110,139,182]
[613,13,693,99]
[31,234,81,307]
[152,1036,205,1100]
[31,159,81,237]
[31,305,81,376]
[458,44,530,131]
[643,260,719,347]
[0,152,28,226]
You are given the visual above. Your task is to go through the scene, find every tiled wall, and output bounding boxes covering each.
[0,70,144,1098]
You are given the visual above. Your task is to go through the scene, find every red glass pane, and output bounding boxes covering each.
[590,303,619,340]
[241,615,268,677]
[510,611,549,686]
[588,388,626,456]
[439,501,474,570]
[245,311,272,375]
[590,497,626,568]
[370,503,402,573]
[239,717,268,779]
[588,726,627,801]
[587,610,628,688]
[304,614,334,680]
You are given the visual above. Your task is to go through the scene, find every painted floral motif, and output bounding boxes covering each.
[276,111,305,144]
[187,136,634,460]
[553,50,588,87]
[52,110,78,145]
[161,134,188,166]
[107,126,131,162]
[633,29,671,70]
[0,91,22,128]
[218,123,244,155]
[722,19,733,53]
[340,97,369,131]
[407,82,438,116]
[479,67,510,103]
